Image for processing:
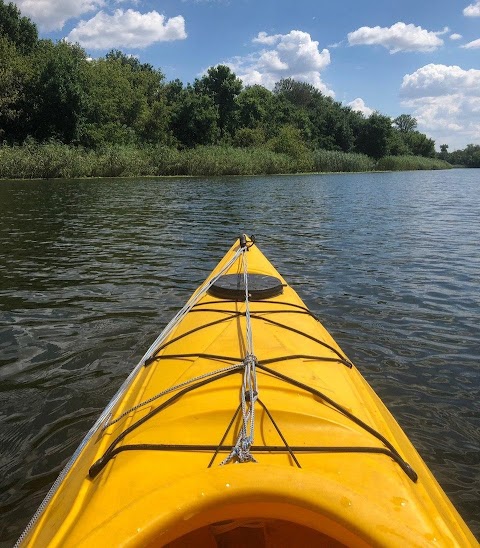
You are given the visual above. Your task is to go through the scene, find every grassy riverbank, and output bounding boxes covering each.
[0,142,452,179]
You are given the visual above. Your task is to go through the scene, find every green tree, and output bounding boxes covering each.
[267,124,310,160]
[124,55,168,144]
[342,107,366,151]
[170,87,219,147]
[393,114,417,133]
[449,144,480,167]
[27,40,87,143]
[138,98,171,144]
[81,52,166,147]
[273,79,321,146]
[468,147,480,168]
[461,144,480,167]
[264,93,297,139]
[403,131,435,158]
[0,0,38,53]
[332,118,356,152]
[271,78,360,152]
[437,143,449,162]
[235,85,274,130]
[233,127,266,148]
[387,130,410,156]
[273,78,319,108]
[356,112,393,159]
[81,56,137,146]
[164,79,184,104]
[447,148,464,166]
[105,49,155,73]
[0,36,30,141]
[194,65,242,139]
[307,95,358,152]
[318,107,358,152]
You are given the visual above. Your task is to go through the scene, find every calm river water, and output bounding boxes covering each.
[0,169,479,543]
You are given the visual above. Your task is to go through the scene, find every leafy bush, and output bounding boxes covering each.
[232,127,266,148]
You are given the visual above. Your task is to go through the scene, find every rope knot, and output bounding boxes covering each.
[242,352,257,367]
[221,352,259,466]
[221,438,257,465]
[235,440,257,463]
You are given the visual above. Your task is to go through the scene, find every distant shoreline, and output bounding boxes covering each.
[0,170,456,183]
[0,143,452,180]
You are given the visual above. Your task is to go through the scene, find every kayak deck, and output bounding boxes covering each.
[20,236,477,547]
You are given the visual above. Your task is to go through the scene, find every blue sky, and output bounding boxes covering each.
[12,0,480,150]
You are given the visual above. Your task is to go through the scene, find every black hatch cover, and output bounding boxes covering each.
[208,274,283,301]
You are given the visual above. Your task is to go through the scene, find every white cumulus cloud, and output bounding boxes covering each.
[450,33,463,40]
[66,9,187,49]
[463,1,480,16]
[462,38,480,48]
[400,64,480,148]
[226,30,333,95]
[253,31,283,46]
[348,22,444,53]
[13,0,105,31]
[346,98,374,117]
[401,64,480,98]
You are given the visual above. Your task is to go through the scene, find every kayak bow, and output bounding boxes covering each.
[18,236,477,547]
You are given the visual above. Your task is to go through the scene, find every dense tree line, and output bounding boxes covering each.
[0,0,453,164]
[438,144,480,168]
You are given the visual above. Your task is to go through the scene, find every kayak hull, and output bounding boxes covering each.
[20,237,477,547]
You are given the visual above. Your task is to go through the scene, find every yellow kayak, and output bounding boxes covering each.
[18,236,477,547]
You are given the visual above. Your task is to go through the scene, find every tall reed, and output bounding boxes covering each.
[148,146,296,176]
[312,150,375,172]
[376,155,452,171]
[0,142,453,179]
